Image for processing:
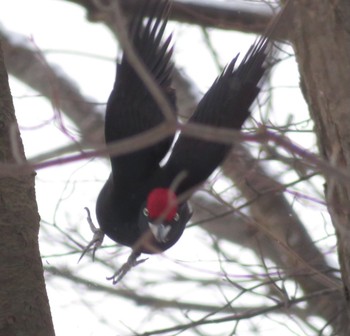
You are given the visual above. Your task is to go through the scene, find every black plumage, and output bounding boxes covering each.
[96,0,190,254]
[83,0,272,279]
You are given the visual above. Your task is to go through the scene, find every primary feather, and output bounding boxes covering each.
[105,0,175,194]
[158,36,270,195]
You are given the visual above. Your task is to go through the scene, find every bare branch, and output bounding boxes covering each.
[63,0,282,35]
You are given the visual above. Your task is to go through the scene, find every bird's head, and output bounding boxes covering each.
[143,188,180,244]
[137,187,192,253]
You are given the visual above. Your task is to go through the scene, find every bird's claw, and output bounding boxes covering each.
[106,252,148,285]
[78,207,104,262]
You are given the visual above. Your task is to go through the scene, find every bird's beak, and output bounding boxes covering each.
[148,222,171,243]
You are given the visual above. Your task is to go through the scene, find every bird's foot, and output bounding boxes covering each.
[106,251,148,285]
[78,207,104,262]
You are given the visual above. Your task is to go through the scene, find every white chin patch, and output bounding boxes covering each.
[148,222,171,243]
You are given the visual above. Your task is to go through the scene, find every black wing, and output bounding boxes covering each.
[105,0,176,192]
[161,36,271,195]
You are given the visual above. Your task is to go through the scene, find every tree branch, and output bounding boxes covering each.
[63,0,280,35]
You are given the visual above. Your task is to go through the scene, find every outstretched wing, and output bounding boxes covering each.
[161,36,271,195]
[106,0,176,191]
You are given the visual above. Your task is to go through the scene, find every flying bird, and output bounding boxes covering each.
[81,0,274,283]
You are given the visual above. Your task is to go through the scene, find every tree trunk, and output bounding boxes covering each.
[0,40,55,335]
[292,0,350,333]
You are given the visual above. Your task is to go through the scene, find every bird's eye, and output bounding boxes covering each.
[174,213,179,222]
[143,208,149,217]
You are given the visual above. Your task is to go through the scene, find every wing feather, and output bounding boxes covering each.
[105,0,176,192]
[162,36,271,195]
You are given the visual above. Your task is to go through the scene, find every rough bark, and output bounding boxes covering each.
[291,0,350,333]
[0,40,55,335]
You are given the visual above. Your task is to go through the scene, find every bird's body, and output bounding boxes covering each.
[93,0,271,260]
[96,1,191,254]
